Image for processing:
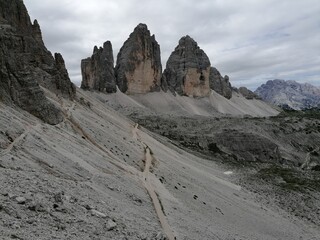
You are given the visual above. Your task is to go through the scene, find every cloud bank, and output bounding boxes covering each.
[24,0,320,89]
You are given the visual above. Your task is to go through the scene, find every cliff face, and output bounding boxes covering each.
[255,79,320,110]
[81,41,116,93]
[161,36,211,97]
[115,23,162,94]
[0,0,75,124]
[209,67,232,99]
[238,87,260,100]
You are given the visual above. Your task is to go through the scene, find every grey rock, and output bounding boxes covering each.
[54,191,64,203]
[81,41,116,93]
[27,202,46,212]
[106,219,117,231]
[161,35,211,97]
[0,0,75,125]
[215,131,282,163]
[115,23,162,94]
[238,87,260,100]
[90,209,107,218]
[54,53,76,99]
[209,67,232,99]
[155,232,167,240]
[255,79,320,110]
[15,197,26,204]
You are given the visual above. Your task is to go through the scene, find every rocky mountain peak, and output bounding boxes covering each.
[209,67,232,99]
[238,87,260,100]
[255,79,320,110]
[81,40,116,93]
[31,19,43,44]
[115,23,162,94]
[0,0,75,124]
[0,0,31,31]
[161,35,211,97]
[135,23,148,30]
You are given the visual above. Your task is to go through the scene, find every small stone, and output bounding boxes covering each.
[54,192,64,203]
[84,204,93,210]
[91,209,107,218]
[15,197,26,204]
[28,202,46,212]
[106,219,117,231]
[26,218,36,224]
[8,193,15,198]
[155,232,166,240]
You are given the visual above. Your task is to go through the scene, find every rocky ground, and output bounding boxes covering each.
[1,90,319,239]
[129,109,320,227]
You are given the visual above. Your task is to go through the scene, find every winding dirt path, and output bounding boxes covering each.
[0,124,41,157]
[132,124,176,240]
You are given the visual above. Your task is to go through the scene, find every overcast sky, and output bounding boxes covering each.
[24,0,320,89]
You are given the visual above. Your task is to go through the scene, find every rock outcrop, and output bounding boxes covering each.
[255,79,320,110]
[81,41,116,93]
[238,87,260,100]
[161,36,211,97]
[0,0,75,124]
[209,67,232,99]
[115,23,162,94]
[55,53,77,98]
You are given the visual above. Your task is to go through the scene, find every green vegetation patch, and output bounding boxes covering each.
[258,165,320,192]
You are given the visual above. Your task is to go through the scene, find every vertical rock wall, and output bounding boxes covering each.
[115,23,162,94]
[81,41,116,93]
[161,36,211,97]
[0,0,75,124]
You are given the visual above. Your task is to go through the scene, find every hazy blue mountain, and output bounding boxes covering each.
[255,79,320,110]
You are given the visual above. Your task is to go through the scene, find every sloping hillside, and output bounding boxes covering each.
[101,89,279,117]
[0,90,318,239]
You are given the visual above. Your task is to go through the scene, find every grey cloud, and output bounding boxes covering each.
[24,0,320,88]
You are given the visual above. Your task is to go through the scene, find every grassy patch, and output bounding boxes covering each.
[273,108,320,120]
[258,165,320,192]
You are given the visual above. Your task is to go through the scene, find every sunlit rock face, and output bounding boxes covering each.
[115,23,162,94]
[161,36,211,97]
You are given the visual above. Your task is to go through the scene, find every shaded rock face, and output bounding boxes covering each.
[161,36,211,97]
[0,0,75,124]
[255,79,320,110]
[115,23,162,94]
[55,53,77,98]
[238,87,259,100]
[81,41,116,93]
[216,131,282,163]
[209,67,232,99]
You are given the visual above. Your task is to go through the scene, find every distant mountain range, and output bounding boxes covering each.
[255,79,320,110]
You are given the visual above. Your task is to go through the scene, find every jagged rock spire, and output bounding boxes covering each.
[115,23,162,94]
[81,41,116,93]
[0,0,75,124]
[161,35,211,97]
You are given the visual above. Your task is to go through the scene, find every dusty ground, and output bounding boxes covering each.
[129,112,320,227]
[1,89,319,239]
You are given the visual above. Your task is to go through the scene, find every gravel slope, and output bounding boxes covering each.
[0,89,319,240]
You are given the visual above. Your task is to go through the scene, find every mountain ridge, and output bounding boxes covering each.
[255,79,320,110]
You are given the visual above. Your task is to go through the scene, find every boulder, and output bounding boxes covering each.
[81,41,116,93]
[161,35,211,97]
[0,0,75,124]
[209,67,232,99]
[115,23,162,94]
